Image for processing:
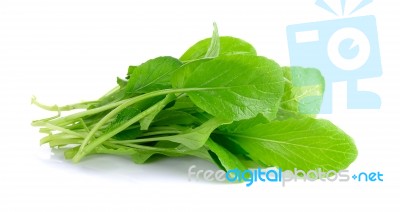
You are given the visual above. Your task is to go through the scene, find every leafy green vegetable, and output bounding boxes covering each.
[205,138,246,172]
[171,58,211,89]
[216,117,357,172]
[125,56,183,95]
[32,24,357,182]
[139,94,176,130]
[112,117,230,149]
[151,110,201,126]
[180,55,284,121]
[105,96,163,133]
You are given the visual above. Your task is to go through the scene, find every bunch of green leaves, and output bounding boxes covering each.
[32,24,357,175]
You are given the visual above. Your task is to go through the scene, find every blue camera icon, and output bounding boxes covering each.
[287,15,382,113]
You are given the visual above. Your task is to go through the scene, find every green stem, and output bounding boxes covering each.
[31,96,97,111]
[79,118,90,132]
[48,87,205,127]
[49,138,82,147]
[32,85,120,113]
[72,101,161,162]
[39,123,86,138]
[73,87,209,159]
[32,111,61,126]
[147,126,185,132]
[40,130,101,145]
[41,133,80,145]
[47,99,131,126]
[114,143,212,161]
[138,130,182,137]
[110,136,169,144]
[72,91,190,162]
[117,143,186,154]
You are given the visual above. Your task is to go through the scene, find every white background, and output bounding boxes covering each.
[1,0,399,211]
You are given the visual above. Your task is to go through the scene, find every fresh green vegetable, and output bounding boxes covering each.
[32,24,357,177]
[214,117,357,172]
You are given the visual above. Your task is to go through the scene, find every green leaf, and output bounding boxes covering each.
[180,36,257,61]
[113,127,142,140]
[165,96,199,112]
[217,117,358,172]
[171,58,211,89]
[125,56,183,95]
[191,112,214,123]
[95,144,141,156]
[117,77,128,87]
[100,141,211,164]
[278,67,325,118]
[113,117,230,150]
[160,117,231,149]
[139,94,176,130]
[205,138,246,172]
[126,66,137,79]
[130,141,182,164]
[151,110,201,126]
[217,114,268,133]
[104,96,164,133]
[179,55,284,121]
[75,142,183,164]
[127,141,212,164]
